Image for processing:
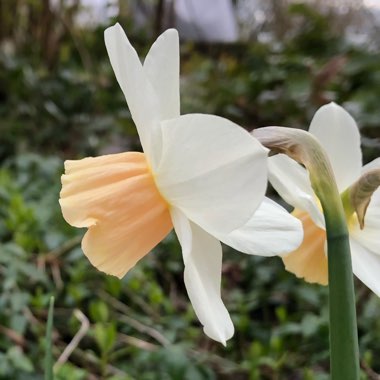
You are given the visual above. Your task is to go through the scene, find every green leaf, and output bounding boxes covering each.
[7,346,34,373]
[94,323,117,354]
[89,300,109,323]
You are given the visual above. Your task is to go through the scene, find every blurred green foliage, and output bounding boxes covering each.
[1,2,380,379]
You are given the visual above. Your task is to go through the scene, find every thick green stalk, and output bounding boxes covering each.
[253,127,360,379]
[324,211,359,379]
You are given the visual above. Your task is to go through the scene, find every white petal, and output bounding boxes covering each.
[362,157,380,173]
[368,187,380,211]
[143,29,180,120]
[268,154,325,228]
[309,103,362,192]
[171,208,234,344]
[156,114,268,235]
[350,239,380,297]
[104,23,161,167]
[350,160,380,294]
[346,157,380,241]
[218,197,303,256]
[350,201,380,254]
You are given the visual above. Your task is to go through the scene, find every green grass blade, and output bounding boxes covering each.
[45,296,55,380]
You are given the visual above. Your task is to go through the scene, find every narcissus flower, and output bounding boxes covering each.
[269,102,380,295]
[59,23,303,344]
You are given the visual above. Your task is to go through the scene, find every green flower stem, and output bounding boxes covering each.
[253,127,360,380]
[325,211,359,380]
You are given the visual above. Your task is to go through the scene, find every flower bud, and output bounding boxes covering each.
[345,169,380,229]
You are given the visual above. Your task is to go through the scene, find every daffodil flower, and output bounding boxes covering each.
[269,102,380,295]
[59,23,302,344]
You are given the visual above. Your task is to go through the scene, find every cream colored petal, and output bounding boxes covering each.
[60,152,172,278]
[104,23,162,167]
[309,103,362,192]
[171,208,234,345]
[268,154,325,228]
[81,207,172,278]
[282,210,328,285]
[61,152,147,227]
[156,114,268,235]
[143,29,180,120]
[219,197,303,257]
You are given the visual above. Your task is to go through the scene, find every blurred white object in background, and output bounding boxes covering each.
[51,0,380,48]
[50,0,119,26]
[174,0,239,42]
[364,0,380,8]
[77,0,118,25]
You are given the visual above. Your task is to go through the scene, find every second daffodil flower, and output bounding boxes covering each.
[59,23,303,344]
[269,102,380,295]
